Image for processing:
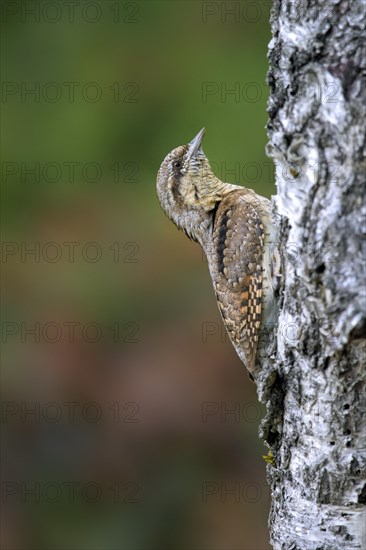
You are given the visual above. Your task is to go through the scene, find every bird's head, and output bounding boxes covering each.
[156,128,228,243]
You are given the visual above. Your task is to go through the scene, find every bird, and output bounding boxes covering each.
[156,128,279,374]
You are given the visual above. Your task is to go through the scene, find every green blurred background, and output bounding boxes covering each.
[2,1,274,548]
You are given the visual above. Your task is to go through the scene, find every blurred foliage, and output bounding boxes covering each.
[2,1,273,549]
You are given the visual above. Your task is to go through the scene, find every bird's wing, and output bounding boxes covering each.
[210,190,268,372]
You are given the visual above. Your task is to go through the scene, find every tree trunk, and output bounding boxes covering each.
[257,1,366,548]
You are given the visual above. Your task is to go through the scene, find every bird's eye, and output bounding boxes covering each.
[172,160,182,169]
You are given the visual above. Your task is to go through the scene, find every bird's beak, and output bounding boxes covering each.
[187,127,206,159]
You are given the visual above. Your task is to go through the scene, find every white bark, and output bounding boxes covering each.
[256,1,366,548]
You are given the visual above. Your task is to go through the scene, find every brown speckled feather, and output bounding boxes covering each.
[156,129,278,375]
[211,190,268,371]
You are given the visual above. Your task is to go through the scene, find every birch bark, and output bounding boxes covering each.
[257,1,366,548]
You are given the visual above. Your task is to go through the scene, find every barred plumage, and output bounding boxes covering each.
[156,128,278,373]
